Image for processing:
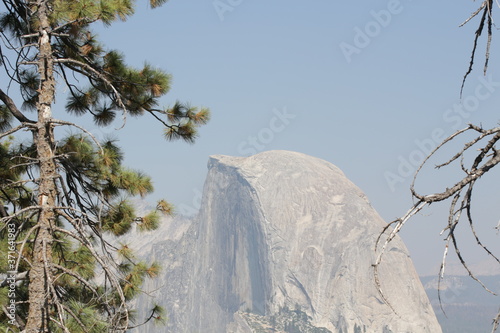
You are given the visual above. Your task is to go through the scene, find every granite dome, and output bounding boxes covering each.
[131,150,441,333]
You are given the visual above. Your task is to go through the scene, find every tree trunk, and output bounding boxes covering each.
[25,1,57,331]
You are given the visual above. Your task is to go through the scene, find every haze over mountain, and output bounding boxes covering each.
[425,258,500,277]
[128,151,441,332]
[422,274,500,333]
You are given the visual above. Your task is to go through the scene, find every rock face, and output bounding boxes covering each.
[131,151,442,333]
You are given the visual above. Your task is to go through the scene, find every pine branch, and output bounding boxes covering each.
[51,224,130,328]
[0,89,35,123]
[55,58,129,123]
[51,119,104,153]
[51,263,99,297]
[60,304,90,333]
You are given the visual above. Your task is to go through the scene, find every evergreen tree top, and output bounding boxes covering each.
[0,0,209,142]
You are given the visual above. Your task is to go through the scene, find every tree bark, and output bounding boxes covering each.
[25,1,58,331]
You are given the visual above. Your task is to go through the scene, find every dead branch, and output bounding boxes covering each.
[375,123,500,329]
[0,88,35,124]
[460,0,494,96]
[0,123,36,139]
[0,205,41,223]
[50,119,104,154]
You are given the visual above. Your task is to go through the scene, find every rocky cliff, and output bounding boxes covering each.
[129,151,442,333]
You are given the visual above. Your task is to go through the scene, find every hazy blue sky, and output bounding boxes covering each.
[54,0,500,275]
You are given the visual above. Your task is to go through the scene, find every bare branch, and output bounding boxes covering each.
[374,200,428,265]
[492,310,500,333]
[460,0,494,96]
[0,205,41,223]
[411,128,500,203]
[464,184,500,264]
[460,2,487,27]
[0,271,28,287]
[0,122,36,139]
[52,225,130,329]
[51,263,99,297]
[376,122,500,331]
[0,88,35,123]
[50,119,104,154]
[61,304,90,333]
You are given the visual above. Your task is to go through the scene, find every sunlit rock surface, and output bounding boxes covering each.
[130,151,441,333]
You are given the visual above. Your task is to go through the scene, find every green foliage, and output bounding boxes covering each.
[0,105,12,131]
[239,306,332,333]
[52,0,135,25]
[138,210,161,231]
[101,199,135,236]
[63,244,96,280]
[65,300,108,333]
[164,102,211,143]
[156,199,174,215]
[120,261,161,301]
[150,303,167,326]
[1,0,204,331]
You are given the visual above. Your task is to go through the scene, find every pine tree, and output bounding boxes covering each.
[0,0,209,332]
